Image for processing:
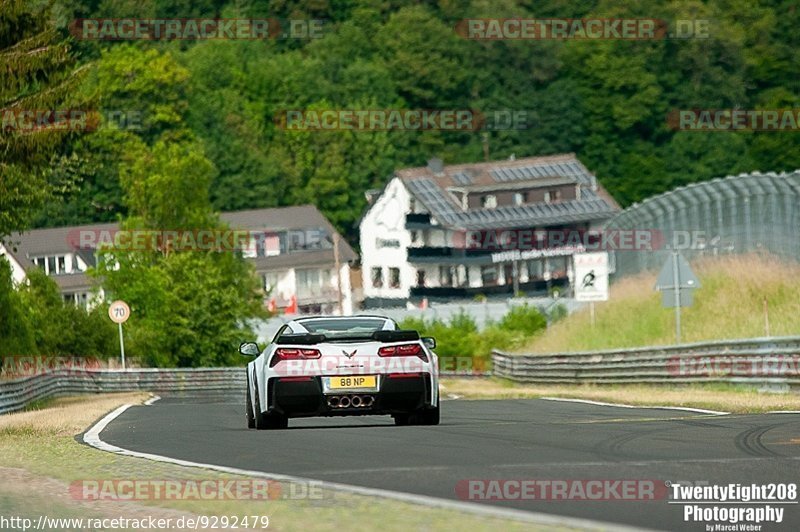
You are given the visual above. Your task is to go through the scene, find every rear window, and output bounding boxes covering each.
[299,318,388,338]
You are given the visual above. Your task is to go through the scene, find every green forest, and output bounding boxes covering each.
[2,0,799,365]
[12,0,800,241]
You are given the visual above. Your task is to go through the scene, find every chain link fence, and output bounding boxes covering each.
[604,170,800,278]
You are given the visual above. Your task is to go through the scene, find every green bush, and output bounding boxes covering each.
[0,258,35,356]
[497,304,547,335]
[399,307,545,370]
[0,258,117,360]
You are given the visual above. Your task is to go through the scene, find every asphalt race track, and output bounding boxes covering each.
[97,397,800,530]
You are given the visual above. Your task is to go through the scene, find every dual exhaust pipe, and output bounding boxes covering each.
[327,395,375,409]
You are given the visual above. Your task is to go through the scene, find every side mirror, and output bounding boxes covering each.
[239,342,260,357]
[422,337,436,350]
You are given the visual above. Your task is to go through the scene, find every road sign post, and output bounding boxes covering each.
[108,300,130,370]
[573,252,609,328]
[672,251,681,343]
[654,252,699,344]
[118,323,125,370]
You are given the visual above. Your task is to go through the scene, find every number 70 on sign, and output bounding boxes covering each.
[108,300,130,369]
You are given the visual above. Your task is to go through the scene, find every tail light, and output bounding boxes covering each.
[270,348,321,367]
[378,343,428,361]
[279,376,314,382]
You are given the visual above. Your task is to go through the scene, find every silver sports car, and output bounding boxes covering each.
[240,315,440,429]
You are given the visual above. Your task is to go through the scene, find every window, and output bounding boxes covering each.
[299,317,389,338]
[439,265,454,287]
[514,191,528,205]
[410,230,419,244]
[57,255,66,274]
[297,269,321,294]
[389,267,400,289]
[544,189,561,204]
[263,272,279,293]
[480,266,498,286]
[503,264,515,286]
[371,267,383,288]
[289,232,304,251]
[47,256,56,275]
[416,269,426,287]
[527,259,544,280]
[549,256,568,276]
[459,265,470,287]
[63,292,89,307]
[481,194,497,209]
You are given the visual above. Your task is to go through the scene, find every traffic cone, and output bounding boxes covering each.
[285,294,298,315]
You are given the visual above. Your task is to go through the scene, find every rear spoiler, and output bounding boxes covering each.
[275,333,327,345]
[274,330,420,345]
[372,330,420,342]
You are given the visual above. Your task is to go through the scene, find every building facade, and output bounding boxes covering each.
[0,205,357,315]
[359,154,620,306]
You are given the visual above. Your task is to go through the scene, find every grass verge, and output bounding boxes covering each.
[441,378,800,414]
[516,255,800,353]
[0,393,564,532]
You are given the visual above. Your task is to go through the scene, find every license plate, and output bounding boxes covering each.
[328,375,377,390]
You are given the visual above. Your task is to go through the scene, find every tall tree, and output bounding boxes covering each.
[94,139,265,367]
[0,0,86,240]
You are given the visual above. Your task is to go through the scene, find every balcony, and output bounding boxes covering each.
[296,286,339,304]
[407,246,494,263]
[410,278,568,299]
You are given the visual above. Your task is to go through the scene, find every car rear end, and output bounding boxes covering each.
[264,324,439,424]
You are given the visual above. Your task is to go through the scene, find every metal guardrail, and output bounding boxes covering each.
[0,366,486,415]
[492,336,800,388]
[0,368,246,415]
[5,336,797,415]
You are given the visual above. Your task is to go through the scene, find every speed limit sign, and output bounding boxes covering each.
[108,300,130,324]
[108,300,130,369]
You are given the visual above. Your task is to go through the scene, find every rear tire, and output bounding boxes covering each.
[393,413,410,426]
[265,412,289,429]
[246,374,255,429]
[394,402,440,426]
[418,404,440,425]
[253,377,289,430]
[253,378,268,430]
